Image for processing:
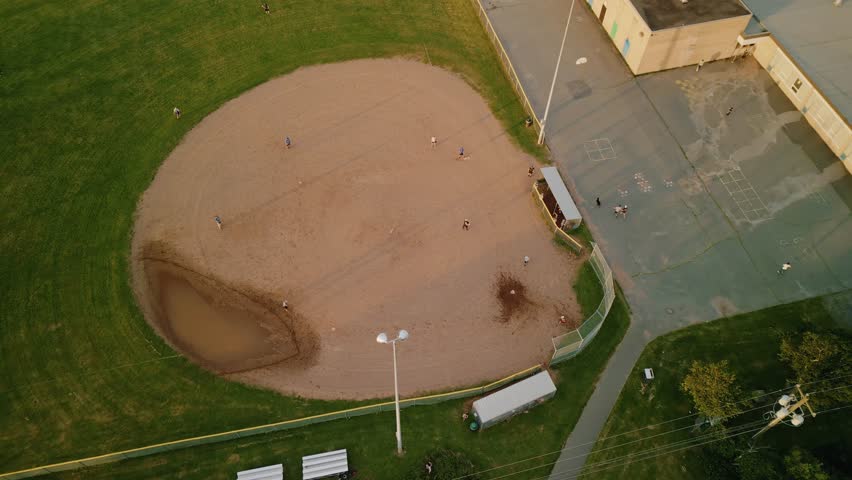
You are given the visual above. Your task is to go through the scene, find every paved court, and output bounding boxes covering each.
[484,0,852,477]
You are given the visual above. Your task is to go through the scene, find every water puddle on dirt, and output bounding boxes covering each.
[158,272,276,366]
[144,259,299,373]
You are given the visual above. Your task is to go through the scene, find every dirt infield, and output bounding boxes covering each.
[131,59,581,400]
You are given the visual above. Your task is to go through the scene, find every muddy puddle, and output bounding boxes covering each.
[142,258,301,374]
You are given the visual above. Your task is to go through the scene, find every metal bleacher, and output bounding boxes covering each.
[301,449,348,480]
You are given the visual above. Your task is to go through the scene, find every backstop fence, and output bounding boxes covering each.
[469,0,542,135]
[551,243,615,365]
[0,365,541,479]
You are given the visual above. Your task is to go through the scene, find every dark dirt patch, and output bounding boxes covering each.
[495,272,532,323]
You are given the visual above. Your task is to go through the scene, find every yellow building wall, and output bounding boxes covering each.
[753,36,852,172]
[636,15,751,74]
[587,0,650,73]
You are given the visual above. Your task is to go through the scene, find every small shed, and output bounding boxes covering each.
[540,167,582,230]
[472,371,557,429]
[302,449,348,480]
[237,464,283,480]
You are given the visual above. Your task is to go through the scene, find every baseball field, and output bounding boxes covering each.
[1,0,629,477]
[133,58,582,400]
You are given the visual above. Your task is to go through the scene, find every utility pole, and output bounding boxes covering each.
[752,384,817,440]
[538,0,576,145]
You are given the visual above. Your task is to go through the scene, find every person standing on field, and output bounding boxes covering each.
[462,219,471,230]
[214,215,222,230]
[173,107,181,119]
[528,166,535,177]
[458,146,464,160]
[285,136,292,149]
[262,2,270,13]
[431,136,437,148]
[524,255,530,266]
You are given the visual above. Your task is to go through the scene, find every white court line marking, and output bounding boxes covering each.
[718,167,770,222]
[584,138,615,162]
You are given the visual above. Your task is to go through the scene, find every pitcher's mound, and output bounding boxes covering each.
[132,59,581,400]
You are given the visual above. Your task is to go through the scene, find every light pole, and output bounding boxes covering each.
[376,329,409,454]
[538,0,577,145]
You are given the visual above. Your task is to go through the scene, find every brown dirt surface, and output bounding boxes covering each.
[495,272,531,322]
[131,58,581,400]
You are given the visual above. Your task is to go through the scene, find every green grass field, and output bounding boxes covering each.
[0,0,622,476]
[583,291,852,480]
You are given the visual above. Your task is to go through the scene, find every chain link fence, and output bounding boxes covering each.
[0,365,541,479]
[551,243,615,365]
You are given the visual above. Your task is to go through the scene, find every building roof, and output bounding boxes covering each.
[541,167,581,222]
[472,371,556,425]
[742,0,852,125]
[630,0,751,30]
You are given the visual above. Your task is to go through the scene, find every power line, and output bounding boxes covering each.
[809,383,852,395]
[799,372,852,388]
[487,419,768,480]
[453,374,852,480]
[449,389,783,480]
[451,374,852,480]
[540,404,852,480]
[550,425,767,480]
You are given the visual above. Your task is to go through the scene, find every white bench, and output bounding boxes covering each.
[302,449,348,480]
[237,463,283,480]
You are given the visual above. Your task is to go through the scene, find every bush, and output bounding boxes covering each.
[737,451,782,480]
[408,449,478,480]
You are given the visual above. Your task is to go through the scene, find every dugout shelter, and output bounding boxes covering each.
[540,167,582,230]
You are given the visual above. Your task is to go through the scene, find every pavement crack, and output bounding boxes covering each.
[631,236,730,278]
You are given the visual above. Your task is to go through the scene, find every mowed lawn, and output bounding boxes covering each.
[583,292,852,480]
[0,0,582,474]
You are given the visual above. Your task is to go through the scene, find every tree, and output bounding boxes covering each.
[737,450,782,480]
[784,447,830,480]
[779,331,852,408]
[681,360,744,420]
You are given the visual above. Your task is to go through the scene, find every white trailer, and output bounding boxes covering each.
[472,371,557,429]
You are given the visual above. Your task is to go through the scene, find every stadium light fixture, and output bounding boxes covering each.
[376,330,409,454]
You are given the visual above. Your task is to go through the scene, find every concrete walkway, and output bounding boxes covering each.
[483,0,852,478]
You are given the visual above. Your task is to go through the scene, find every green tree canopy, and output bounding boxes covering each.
[779,331,852,408]
[784,447,830,480]
[681,360,744,420]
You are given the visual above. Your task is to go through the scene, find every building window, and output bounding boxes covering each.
[792,78,803,94]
